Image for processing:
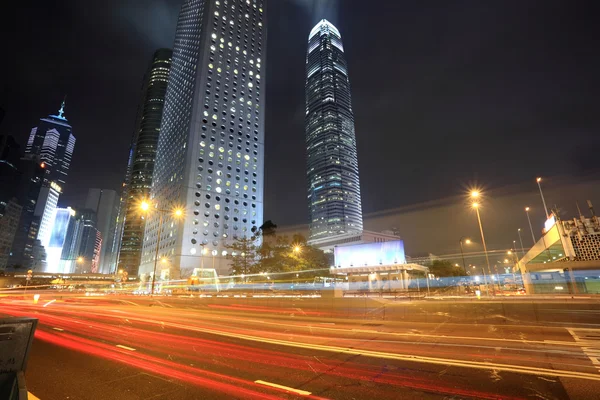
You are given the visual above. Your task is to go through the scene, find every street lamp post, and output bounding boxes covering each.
[525,207,536,245]
[536,177,549,218]
[458,237,470,276]
[470,192,493,292]
[141,201,183,297]
[517,229,525,258]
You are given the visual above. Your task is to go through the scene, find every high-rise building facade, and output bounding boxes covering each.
[7,155,45,269]
[305,20,363,245]
[140,0,267,278]
[34,182,62,248]
[118,49,172,275]
[85,189,120,274]
[25,101,76,187]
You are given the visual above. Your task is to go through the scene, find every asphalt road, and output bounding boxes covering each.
[2,296,600,399]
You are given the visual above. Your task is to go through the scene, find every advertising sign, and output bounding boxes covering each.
[334,240,406,268]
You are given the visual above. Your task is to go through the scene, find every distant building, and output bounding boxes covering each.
[0,199,22,269]
[305,20,363,246]
[85,189,119,274]
[34,182,62,248]
[77,210,102,274]
[58,209,102,274]
[45,207,76,272]
[118,49,172,275]
[25,100,76,187]
[6,156,46,269]
[140,0,268,278]
[0,135,21,167]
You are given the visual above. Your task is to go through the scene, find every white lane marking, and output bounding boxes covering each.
[52,327,64,332]
[116,344,136,351]
[28,392,41,400]
[43,299,56,307]
[254,380,311,396]
[568,328,600,373]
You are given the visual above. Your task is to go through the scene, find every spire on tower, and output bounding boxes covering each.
[57,96,66,119]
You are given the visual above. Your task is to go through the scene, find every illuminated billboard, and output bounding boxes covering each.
[334,240,406,268]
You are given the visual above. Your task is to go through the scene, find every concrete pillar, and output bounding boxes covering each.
[401,270,409,291]
[396,271,404,290]
[565,268,579,295]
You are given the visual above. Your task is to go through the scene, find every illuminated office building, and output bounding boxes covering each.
[85,188,119,274]
[305,20,363,246]
[25,100,76,187]
[118,49,172,275]
[140,0,267,278]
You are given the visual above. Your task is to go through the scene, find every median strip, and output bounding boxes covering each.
[116,344,136,351]
[255,380,311,396]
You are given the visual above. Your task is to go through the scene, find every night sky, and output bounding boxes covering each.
[1,0,600,254]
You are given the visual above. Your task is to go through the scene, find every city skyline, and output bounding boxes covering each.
[1,1,600,257]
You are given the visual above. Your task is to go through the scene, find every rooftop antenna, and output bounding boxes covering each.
[57,95,67,119]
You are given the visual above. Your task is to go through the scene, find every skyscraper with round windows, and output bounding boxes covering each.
[139,0,266,278]
[305,20,363,246]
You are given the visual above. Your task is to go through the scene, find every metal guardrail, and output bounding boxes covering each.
[0,318,38,400]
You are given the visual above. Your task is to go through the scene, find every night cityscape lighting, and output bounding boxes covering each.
[1,1,600,399]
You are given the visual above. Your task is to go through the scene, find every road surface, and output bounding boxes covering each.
[2,295,600,399]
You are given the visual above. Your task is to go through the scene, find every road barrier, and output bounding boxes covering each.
[0,318,38,400]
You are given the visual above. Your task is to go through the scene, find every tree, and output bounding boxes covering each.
[259,220,277,237]
[225,236,259,278]
[254,233,330,279]
[429,260,462,278]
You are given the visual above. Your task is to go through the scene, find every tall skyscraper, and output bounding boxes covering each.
[118,49,172,275]
[26,100,76,187]
[140,0,267,278]
[305,20,363,245]
[85,188,119,274]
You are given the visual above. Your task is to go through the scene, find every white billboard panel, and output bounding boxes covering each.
[334,240,406,268]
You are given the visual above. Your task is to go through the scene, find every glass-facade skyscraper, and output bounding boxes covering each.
[118,49,172,276]
[140,0,267,278]
[25,101,76,188]
[305,20,363,244]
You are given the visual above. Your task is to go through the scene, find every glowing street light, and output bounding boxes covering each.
[458,237,471,276]
[525,207,536,245]
[470,199,492,289]
[536,177,549,218]
[140,202,184,296]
